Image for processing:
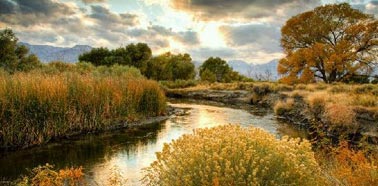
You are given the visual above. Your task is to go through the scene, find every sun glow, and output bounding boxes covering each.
[169,38,185,53]
[199,22,227,48]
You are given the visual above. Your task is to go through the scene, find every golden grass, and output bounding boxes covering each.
[324,104,356,127]
[274,98,295,116]
[0,68,166,149]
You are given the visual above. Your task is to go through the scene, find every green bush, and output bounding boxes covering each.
[160,80,198,89]
[144,125,322,186]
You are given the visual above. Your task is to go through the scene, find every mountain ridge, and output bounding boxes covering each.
[19,42,92,63]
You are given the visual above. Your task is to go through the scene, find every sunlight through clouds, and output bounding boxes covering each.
[0,0,376,64]
[199,22,227,48]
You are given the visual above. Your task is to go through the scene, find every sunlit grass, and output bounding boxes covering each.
[0,65,166,149]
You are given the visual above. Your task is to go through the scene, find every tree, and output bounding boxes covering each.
[78,43,152,73]
[0,28,41,73]
[125,43,152,74]
[278,3,378,84]
[145,52,195,81]
[78,47,111,66]
[199,57,232,82]
[200,69,217,83]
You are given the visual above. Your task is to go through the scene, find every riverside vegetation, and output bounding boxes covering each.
[3,2,378,186]
[0,63,166,150]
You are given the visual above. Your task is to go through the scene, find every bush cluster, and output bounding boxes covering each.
[143,125,322,186]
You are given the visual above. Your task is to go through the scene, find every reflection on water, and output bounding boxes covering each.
[0,102,306,185]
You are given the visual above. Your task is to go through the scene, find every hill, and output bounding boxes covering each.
[20,42,92,63]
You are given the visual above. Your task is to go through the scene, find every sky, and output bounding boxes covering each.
[0,0,377,64]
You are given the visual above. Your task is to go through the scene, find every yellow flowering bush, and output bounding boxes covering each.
[143,125,322,186]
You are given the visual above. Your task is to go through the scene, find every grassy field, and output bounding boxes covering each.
[0,64,166,149]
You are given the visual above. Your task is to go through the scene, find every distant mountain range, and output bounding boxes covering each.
[20,42,92,63]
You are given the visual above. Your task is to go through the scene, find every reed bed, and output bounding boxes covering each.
[0,68,166,149]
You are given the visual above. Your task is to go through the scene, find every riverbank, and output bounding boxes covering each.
[0,65,166,150]
[1,101,293,184]
[165,82,378,147]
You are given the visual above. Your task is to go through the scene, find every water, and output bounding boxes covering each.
[0,101,306,185]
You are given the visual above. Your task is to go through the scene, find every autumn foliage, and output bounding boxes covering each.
[279,3,378,84]
[16,164,85,186]
[320,141,378,186]
[143,125,322,186]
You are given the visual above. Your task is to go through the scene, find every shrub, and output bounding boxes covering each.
[320,141,378,186]
[160,80,198,89]
[328,84,350,94]
[352,94,378,107]
[306,93,327,115]
[353,84,376,94]
[143,125,322,186]
[252,83,273,96]
[274,98,295,116]
[295,84,307,90]
[276,84,294,91]
[16,164,85,186]
[324,104,356,127]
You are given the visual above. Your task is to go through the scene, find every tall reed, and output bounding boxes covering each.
[0,67,166,149]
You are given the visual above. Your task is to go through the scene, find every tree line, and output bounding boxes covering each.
[78,43,249,82]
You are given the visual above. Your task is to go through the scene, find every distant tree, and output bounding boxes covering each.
[78,47,111,66]
[145,52,195,81]
[124,43,152,74]
[164,53,195,80]
[79,43,152,74]
[278,3,378,84]
[145,55,167,80]
[0,28,41,73]
[199,57,232,82]
[200,69,217,83]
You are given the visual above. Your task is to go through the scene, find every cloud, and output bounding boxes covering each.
[170,0,320,22]
[0,0,16,14]
[81,0,107,4]
[365,1,378,16]
[127,25,199,45]
[190,47,236,61]
[175,31,199,45]
[89,5,139,27]
[220,23,281,52]
[0,0,76,26]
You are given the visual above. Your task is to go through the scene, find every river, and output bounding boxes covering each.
[0,101,306,185]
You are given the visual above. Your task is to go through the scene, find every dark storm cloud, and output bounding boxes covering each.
[0,0,76,26]
[0,0,16,14]
[220,24,281,53]
[13,0,73,15]
[170,0,321,21]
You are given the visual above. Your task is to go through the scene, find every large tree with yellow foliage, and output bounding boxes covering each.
[278,3,378,84]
